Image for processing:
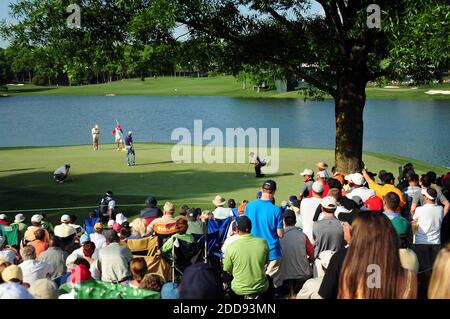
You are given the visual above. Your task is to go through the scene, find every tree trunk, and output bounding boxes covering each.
[334,75,367,174]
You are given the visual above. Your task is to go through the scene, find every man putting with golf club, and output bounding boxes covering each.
[249,152,267,178]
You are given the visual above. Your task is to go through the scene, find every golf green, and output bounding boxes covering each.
[0,143,447,224]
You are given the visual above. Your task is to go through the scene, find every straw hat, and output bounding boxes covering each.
[316,162,328,170]
[212,195,226,206]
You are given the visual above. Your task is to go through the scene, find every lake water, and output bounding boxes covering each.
[0,96,449,166]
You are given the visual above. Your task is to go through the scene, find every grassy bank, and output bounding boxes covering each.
[4,75,450,100]
[0,143,446,225]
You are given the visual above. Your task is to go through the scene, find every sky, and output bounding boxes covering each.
[0,0,323,48]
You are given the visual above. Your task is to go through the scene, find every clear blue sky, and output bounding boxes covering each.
[0,1,322,48]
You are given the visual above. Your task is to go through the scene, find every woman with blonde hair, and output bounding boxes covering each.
[428,243,450,299]
[338,211,417,299]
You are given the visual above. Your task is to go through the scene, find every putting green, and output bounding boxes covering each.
[0,143,446,224]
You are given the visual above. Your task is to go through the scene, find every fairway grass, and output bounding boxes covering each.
[0,143,447,224]
[5,75,450,100]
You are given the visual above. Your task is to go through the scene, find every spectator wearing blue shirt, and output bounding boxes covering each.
[245,180,284,277]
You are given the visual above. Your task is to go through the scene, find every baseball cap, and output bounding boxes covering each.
[337,208,361,225]
[79,233,90,245]
[236,216,252,233]
[115,213,128,225]
[317,171,327,178]
[128,131,132,135]
[112,223,122,233]
[262,180,277,192]
[31,214,43,223]
[107,219,115,228]
[312,181,324,193]
[94,222,103,231]
[322,196,338,210]
[345,173,365,186]
[422,188,437,200]
[1,265,23,283]
[0,214,7,220]
[14,214,25,223]
[60,214,71,223]
[288,195,298,204]
[363,195,383,211]
[317,250,335,269]
[29,279,58,299]
[300,168,314,176]
[65,163,71,168]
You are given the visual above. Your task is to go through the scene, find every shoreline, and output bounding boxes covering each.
[0,142,447,172]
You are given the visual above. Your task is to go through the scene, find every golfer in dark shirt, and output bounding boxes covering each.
[125,131,135,166]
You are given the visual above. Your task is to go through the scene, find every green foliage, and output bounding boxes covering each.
[0,48,13,88]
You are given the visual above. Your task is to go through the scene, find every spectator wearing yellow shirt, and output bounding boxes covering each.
[362,169,406,210]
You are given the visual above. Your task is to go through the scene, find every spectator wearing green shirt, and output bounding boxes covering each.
[162,218,195,257]
[382,192,411,237]
[11,214,27,244]
[223,216,270,299]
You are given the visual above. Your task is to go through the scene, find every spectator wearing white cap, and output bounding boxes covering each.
[296,250,335,299]
[299,169,315,200]
[115,213,128,226]
[300,181,324,243]
[54,215,76,239]
[24,215,49,244]
[18,246,53,285]
[11,213,27,243]
[345,173,375,202]
[412,188,444,277]
[0,236,17,264]
[312,197,345,277]
[0,214,9,226]
[315,171,330,197]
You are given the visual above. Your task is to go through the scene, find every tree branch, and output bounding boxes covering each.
[264,6,298,34]
[317,0,346,56]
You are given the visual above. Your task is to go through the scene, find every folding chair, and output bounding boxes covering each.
[126,236,172,282]
[171,237,202,283]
